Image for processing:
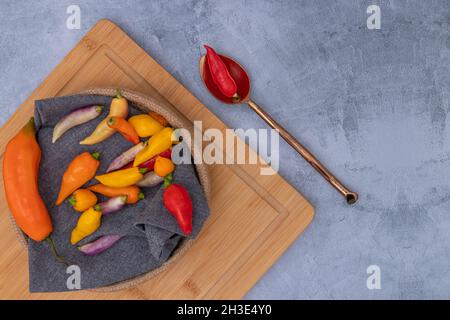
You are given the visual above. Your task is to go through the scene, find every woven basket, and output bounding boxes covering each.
[12,88,211,292]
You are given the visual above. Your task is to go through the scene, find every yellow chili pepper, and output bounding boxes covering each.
[134,127,174,166]
[80,89,128,145]
[95,167,148,187]
[68,189,98,212]
[128,114,163,138]
[71,206,102,244]
[154,156,175,177]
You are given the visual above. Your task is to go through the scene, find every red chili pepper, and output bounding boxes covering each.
[121,148,171,170]
[163,182,193,236]
[204,45,240,101]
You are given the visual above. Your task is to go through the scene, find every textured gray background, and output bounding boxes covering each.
[1,0,449,299]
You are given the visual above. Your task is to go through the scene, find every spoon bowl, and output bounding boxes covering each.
[199,51,358,204]
[199,54,250,104]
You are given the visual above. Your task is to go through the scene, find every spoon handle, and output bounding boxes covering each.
[247,100,358,204]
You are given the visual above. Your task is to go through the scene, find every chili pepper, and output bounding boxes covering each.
[53,105,103,143]
[148,111,169,127]
[122,148,171,170]
[154,156,175,177]
[95,167,147,188]
[107,116,140,145]
[163,178,193,236]
[3,118,53,241]
[137,171,164,187]
[78,235,122,256]
[97,196,127,215]
[106,142,145,173]
[204,45,240,101]
[88,184,144,204]
[134,127,174,166]
[68,189,98,212]
[80,89,128,145]
[71,206,102,244]
[128,114,163,138]
[3,118,66,263]
[56,152,100,205]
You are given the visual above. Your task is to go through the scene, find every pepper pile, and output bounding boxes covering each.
[3,89,195,259]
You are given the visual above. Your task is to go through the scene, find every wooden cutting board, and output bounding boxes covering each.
[0,20,314,299]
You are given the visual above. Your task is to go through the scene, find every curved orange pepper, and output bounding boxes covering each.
[56,152,100,205]
[3,118,53,241]
[107,116,140,144]
[88,184,144,204]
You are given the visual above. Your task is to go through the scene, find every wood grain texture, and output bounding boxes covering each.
[0,20,314,299]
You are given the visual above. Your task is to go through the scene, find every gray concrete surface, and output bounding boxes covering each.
[1,0,449,299]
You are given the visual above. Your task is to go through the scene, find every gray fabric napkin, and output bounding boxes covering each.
[28,94,209,292]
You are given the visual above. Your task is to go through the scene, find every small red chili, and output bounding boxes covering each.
[204,45,240,101]
[163,181,193,236]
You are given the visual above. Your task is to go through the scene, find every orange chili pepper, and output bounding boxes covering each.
[154,156,175,177]
[88,184,144,204]
[56,152,100,205]
[68,189,98,212]
[107,116,140,144]
[149,111,169,127]
[3,118,53,241]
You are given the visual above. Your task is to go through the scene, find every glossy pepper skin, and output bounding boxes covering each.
[80,89,128,145]
[68,189,98,212]
[154,156,175,177]
[163,183,193,236]
[52,105,103,143]
[71,206,102,244]
[122,148,171,170]
[128,114,163,138]
[3,118,53,241]
[204,45,239,101]
[148,111,169,127]
[95,167,148,188]
[88,184,144,204]
[134,127,174,167]
[56,152,100,205]
[107,116,140,145]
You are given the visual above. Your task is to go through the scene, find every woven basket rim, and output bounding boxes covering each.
[11,87,211,292]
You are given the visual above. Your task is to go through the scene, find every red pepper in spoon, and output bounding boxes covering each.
[199,45,358,205]
[204,45,240,102]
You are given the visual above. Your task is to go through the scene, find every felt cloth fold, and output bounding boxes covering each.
[28,94,209,292]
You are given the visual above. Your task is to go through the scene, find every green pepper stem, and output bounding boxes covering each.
[139,168,148,174]
[23,117,36,135]
[107,117,116,126]
[68,196,76,207]
[115,88,123,99]
[45,236,68,266]
[91,151,100,160]
[163,173,174,188]
[138,192,145,200]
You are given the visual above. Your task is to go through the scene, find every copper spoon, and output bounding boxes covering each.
[199,54,358,204]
